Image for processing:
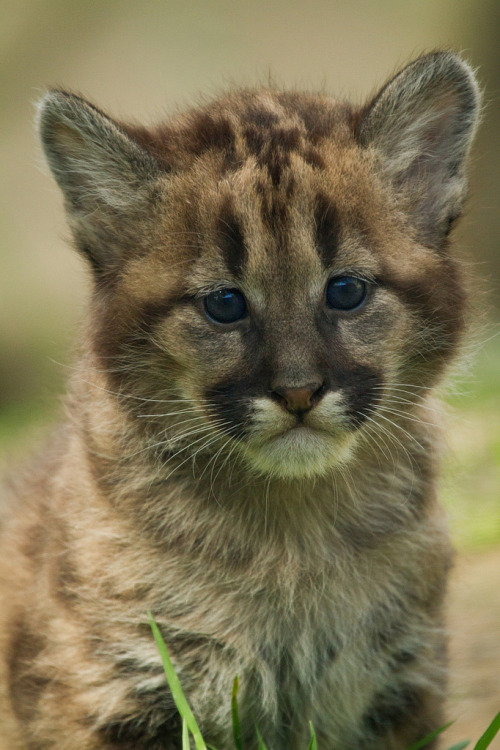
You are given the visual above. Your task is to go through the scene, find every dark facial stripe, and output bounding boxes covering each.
[217,197,247,279]
[314,192,341,268]
[137,296,191,336]
[260,190,289,230]
[340,366,382,428]
[382,256,466,377]
[204,377,256,439]
[92,296,187,410]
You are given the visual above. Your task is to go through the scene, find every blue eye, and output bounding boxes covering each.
[204,289,247,324]
[326,276,367,311]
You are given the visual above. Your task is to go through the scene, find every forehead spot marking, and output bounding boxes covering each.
[315,192,341,268]
[217,196,247,280]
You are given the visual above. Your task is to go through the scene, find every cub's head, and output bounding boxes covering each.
[39,52,480,479]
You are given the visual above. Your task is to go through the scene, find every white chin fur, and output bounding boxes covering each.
[244,427,356,479]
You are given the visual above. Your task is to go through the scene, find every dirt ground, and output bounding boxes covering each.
[444,547,500,748]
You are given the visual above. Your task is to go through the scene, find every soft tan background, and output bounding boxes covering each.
[1,1,499,746]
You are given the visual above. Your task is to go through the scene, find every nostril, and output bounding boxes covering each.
[272,382,325,416]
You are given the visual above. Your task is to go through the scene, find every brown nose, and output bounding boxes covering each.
[272,382,324,416]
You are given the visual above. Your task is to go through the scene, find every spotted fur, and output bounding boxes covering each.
[0,51,480,749]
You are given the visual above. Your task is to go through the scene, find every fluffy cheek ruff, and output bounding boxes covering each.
[241,394,358,479]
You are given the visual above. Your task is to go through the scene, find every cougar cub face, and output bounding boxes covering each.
[39,52,478,480]
[119,153,413,480]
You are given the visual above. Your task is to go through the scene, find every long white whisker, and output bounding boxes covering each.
[198,434,234,483]
[210,433,244,491]
[363,409,419,472]
[380,396,443,415]
[49,362,204,405]
[375,405,436,428]
[149,414,208,432]
[361,415,397,470]
[160,426,238,488]
[372,383,430,391]
[125,421,223,460]
[137,407,204,419]
[371,410,424,450]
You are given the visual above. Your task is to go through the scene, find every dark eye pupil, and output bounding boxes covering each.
[326,276,367,310]
[204,289,247,324]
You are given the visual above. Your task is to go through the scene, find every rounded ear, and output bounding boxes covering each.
[357,51,481,248]
[37,91,161,274]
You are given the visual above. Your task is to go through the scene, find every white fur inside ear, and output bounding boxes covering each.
[38,91,160,211]
[37,91,162,271]
[359,52,481,247]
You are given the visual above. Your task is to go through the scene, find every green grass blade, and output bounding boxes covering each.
[446,742,470,750]
[256,727,268,750]
[231,676,243,750]
[474,712,500,750]
[407,721,455,750]
[148,611,207,750]
[182,718,190,750]
[307,721,318,750]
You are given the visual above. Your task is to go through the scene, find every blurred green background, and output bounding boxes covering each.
[0,0,499,550]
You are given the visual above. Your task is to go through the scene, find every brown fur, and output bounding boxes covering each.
[0,51,480,749]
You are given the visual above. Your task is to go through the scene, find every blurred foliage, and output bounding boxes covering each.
[441,335,500,551]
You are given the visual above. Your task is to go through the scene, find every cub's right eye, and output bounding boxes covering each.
[204,289,247,324]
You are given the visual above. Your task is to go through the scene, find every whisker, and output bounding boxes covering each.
[49,361,207,406]
[363,409,420,471]
[369,410,424,450]
[263,476,271,533]
[379,396,443,415]
[372,383,430,391]
[124,419,227,461]
[198,434,234,483]
[137,408,203,419]
[209,433,244,491]
[78,379,202,406]
[361,415,398,470]
[375,405,436,428]
[160,425,238,488]
[141,415,208,433]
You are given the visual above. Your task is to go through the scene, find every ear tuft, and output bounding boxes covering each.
[37,90,160,211]
[358,51,481,248]
[37,91,162,275]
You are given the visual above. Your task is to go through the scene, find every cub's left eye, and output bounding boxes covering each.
[204,289,247,324]
[326,276,367,311]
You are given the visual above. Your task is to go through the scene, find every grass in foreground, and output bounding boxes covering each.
[149,612,500,750]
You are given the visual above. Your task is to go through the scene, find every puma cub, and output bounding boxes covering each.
[0,51,480,749]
